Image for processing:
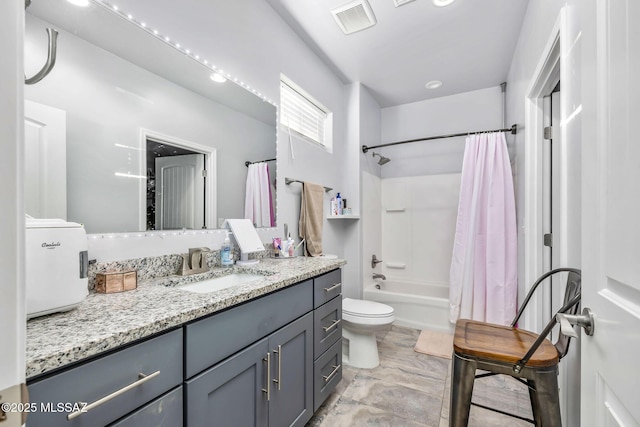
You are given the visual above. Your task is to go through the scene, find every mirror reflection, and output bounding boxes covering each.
[24,0,277,234]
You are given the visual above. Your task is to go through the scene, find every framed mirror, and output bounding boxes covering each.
[24,0,277,234]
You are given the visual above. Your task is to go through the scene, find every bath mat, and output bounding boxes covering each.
[414,329,454,359]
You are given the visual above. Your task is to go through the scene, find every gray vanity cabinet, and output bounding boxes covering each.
[267,312,313,427]
[26,268,342,427]
[27,328,183,427]
[185,312,314,427]
[185,338,270,427]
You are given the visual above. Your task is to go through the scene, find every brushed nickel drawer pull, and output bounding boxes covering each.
[324,282,342,292]
[322,318,341,333]
[262,352,271,401]
[322,364,341,383]
[67,370,160,420]
[273,345,282,390]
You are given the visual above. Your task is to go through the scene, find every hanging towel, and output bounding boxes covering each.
[449,132,517,326]
[244,163,274,227]
[299,182,324,256]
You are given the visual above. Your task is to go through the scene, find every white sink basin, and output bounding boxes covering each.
[179,273,263,294]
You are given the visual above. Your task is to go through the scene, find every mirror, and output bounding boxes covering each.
[24,0,277,234]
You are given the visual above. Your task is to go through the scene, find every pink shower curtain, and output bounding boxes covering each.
[244,163,274,227]
[449,132,517,326]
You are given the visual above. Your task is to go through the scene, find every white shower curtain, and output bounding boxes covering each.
[244,163,274,227]
[449,132,517,326]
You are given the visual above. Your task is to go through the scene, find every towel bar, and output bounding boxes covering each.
[285,177,333,192]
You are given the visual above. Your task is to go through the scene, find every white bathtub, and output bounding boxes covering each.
[363,280,454,333]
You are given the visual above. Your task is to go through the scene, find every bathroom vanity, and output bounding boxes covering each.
[25,257,344,427]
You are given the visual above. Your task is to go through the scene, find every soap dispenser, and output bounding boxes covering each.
[221,232,234,267]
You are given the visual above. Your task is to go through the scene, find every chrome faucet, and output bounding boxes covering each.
[177,247,211,275]
[371,254,383,269]
[373,273,386,280]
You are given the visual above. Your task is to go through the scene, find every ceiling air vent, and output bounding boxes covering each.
[331,0,377,35]
[393,0,416,6]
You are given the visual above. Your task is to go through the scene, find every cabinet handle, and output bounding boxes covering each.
[322,364,341,383]
[324,282,342,292]
[273,344,282,391]
[322,318,341,333]
[262,352,271,401]
[66,370,160,420]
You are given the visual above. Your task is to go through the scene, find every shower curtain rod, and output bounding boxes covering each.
[245,158,276,167]
[361,124,517,153]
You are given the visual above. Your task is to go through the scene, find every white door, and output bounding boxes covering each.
[581,0,640,425]
[24,100,66,219]
[155,154,205,230]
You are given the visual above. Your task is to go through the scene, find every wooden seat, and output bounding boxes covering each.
[454,319,559,368]
[449,268,581,427]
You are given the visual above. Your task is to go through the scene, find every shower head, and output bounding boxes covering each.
[372,151,391,165]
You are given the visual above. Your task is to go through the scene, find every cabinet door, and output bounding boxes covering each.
[185,339,269,427]
[268,313,313,427]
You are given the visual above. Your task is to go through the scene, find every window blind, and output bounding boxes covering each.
[280,80,328,146]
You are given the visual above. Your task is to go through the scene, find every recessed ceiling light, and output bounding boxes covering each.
[210,72,227,83]
[67,0,90,6]
[433,0,455,6]
[425,80,443,89]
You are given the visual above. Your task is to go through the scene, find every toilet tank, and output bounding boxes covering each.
[25,218,89,319]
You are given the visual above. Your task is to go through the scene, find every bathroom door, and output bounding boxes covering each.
[155,154,205,230]
[580,0,640,425]
[24,100,67,219]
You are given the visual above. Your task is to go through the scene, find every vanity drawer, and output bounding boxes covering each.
[185,280,313,378]
[313,338,342,412]
[313,295,342,359]
[109,386,183,427]
[27,328,183,427]
[313,269,342,308]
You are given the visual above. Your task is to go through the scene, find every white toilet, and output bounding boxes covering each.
[342,297,395,369]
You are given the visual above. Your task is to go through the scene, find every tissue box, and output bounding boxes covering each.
[96,271,137,293]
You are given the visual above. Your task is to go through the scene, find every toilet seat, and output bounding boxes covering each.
[343,298,394,325]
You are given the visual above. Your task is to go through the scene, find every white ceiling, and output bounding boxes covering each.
[266,0,530,107]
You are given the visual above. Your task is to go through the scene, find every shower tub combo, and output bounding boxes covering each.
[363,279,453,333]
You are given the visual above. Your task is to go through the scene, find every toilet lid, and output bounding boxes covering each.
[343,298,394,318]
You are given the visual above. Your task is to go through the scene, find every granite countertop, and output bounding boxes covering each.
[26,257,346,379]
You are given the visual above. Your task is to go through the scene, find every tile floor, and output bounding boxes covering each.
[307,325,533,427]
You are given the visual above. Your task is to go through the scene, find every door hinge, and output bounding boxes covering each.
[202,170,207,177]
[544,233,553,247]
[0,383,29,425]
[544,126,553,140]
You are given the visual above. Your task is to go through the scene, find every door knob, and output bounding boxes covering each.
[556,307,595,337]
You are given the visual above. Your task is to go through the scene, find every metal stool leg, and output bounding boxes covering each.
[527,379,543,427]
[531,368,562,427]
[450,354,476,427]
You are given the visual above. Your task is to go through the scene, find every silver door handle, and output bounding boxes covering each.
[273,345,282,391]
[262,352,271,401]
[322,364,341,383]
[67,371,160,420]
[324,282,342,292]
[556,307,595,337]
[322,318,341,333]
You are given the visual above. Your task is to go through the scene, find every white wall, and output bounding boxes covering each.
[380,174,461,285]
[381,86,504,177]
[25,14,275,234]
[355,84,382,297]
[0,0,25,394]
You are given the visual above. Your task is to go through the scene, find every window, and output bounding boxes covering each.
[280,76,332,151]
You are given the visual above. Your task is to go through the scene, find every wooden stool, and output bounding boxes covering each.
[449,268,581,426]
